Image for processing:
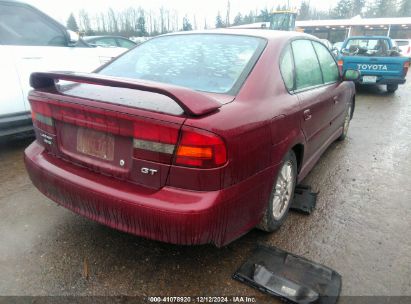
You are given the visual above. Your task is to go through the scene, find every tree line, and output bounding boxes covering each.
[66,0,411,37]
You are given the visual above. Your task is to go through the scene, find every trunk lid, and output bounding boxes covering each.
[29,72,226,189]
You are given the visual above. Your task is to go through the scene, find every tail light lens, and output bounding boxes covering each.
[404,61,409,76]
[133,121,179,164]
[31,100,55,134]
[175,126,227,169]
[133,124,227,169]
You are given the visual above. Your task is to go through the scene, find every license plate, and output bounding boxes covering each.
[77,128,114,161]
[362,76,377,83]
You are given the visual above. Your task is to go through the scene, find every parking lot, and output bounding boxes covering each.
[0,82,410,300]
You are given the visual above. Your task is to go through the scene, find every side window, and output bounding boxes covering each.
[94,38,117,47]
[291,40,323,90]
[313,41,339,83]
[117,38,136,49]
[279,44,294,91]
[0,4,66,46]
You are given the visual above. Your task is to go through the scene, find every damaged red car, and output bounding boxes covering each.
[24,30,358,246]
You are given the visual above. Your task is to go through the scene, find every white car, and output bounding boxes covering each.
[393,39,411,58]
[0,0,126,138]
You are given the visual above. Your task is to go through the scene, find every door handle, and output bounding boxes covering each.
[303,109,312,121]
[333,96,339,104]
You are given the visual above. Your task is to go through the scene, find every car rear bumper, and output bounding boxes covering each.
[24,141,276,246]
[357,76,406,85]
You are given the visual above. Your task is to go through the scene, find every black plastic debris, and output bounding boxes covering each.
[290,185,318,215]
[233,245,341,304]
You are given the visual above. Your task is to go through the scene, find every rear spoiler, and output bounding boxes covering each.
[29,71,221,116]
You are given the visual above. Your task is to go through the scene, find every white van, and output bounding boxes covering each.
[0,0,126,138]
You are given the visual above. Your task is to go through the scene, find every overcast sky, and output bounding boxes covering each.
[26,0,338,26]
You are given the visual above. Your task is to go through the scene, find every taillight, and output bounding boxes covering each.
[174,126,227,169]
[404,61,409,76]
[133,124,227,169]
[133,120,179,164]
[30,100,54,134]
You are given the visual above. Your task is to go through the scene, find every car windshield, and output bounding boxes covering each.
[99,34,266,94]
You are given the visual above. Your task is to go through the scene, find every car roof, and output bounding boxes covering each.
[162,29,316,42]
[347,36,391,39]
[84,35,131,40]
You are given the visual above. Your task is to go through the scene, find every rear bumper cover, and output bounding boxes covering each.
[24,141,276,246]
[357,76,406,85]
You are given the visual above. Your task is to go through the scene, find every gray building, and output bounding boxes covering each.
[297,16,411,43]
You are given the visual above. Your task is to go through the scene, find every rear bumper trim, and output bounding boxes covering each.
[24,141,276,246]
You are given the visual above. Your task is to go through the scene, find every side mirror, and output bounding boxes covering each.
[331,47,339,57]
[67,30,79,46]
[343,69,360,81]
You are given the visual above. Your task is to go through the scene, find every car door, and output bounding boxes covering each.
[0,45,25,117]
[0,2,107,112]
[312,41,348,136]
[291,39,334,162]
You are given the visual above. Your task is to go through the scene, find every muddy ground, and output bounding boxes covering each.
[0,82,410,302]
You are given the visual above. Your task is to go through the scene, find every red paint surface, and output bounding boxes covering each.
[24,30,355,246]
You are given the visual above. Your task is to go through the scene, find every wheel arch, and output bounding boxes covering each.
[291,143,304,174]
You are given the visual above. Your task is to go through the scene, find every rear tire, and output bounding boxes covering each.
[257,151,297,232]
[387,84,398,93]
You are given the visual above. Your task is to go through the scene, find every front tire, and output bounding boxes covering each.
[257,151,297,232]
[387,84,398,93]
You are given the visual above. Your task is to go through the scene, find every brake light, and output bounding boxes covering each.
[175,127,227,169]
[133,120,179,164]
[30,100,54,134]
[404,61,409,76]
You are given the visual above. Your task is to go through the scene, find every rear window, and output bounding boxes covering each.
[99,34,266,94]
[343,38,391,56]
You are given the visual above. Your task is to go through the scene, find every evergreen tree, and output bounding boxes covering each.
[66,13,79,32]
[215,12,225,28]
[398,0,411,17]
[351,0,366,17]
[366,0,397,17]
[332,0,353,19]
[298,1,311,20]
[259,8,271,22]
[182,16,193,31]
[136,11,148,36]
[233,13,243,26]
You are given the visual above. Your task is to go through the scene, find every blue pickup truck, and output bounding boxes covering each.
[337,36,409,93]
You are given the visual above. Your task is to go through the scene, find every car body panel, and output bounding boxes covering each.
[25,29,355,245]
[0,0,126,137]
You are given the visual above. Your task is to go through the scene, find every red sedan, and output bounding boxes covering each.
[24,30,358,246]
